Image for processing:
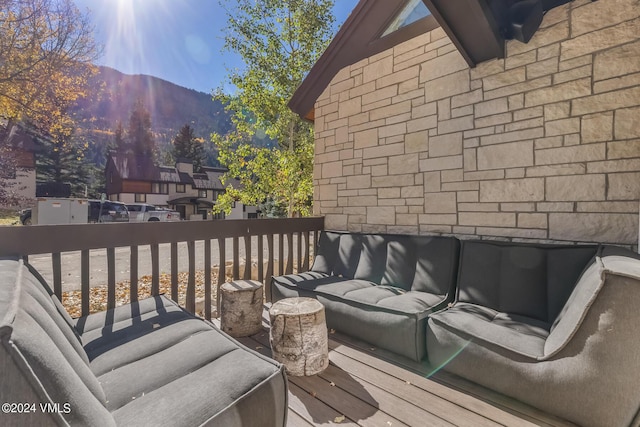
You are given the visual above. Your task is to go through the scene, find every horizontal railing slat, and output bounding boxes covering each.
[0,217,324,256]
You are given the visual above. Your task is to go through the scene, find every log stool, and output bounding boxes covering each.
[220,280,263,337]
[269,297,328,376]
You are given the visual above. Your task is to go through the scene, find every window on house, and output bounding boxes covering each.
[135,193,146,203]
[198,189,207,198]
[152,183,168,194]
[381,0,431,37]
[176,184,185,193]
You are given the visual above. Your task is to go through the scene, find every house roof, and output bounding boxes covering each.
[289,0,570,120]
[108,153,233,190]
[1,122,39,152]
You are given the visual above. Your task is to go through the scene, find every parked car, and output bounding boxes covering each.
[88,200,129,223]
[126,203,181,222]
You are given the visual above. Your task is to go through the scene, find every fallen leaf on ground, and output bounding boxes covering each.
[334,415,345,423]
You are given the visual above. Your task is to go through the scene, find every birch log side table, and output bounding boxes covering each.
[269,297,329,376]
[220,280,264,337]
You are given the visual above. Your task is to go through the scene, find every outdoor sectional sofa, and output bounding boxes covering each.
[0,257,287,427]
[271,231,640,427]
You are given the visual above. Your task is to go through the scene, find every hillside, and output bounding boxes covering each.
[73,66,233,148]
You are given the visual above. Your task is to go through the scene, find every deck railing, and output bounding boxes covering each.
[0,217,324,320]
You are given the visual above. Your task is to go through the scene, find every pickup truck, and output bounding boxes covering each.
[126,203,181,222]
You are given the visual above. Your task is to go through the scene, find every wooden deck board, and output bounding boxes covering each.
[225,310,577,427]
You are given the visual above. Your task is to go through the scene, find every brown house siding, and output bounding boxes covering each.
[122,181,152,194]
[313,0,640,245]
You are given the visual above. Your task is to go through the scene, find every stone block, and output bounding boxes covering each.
[389,154,419,175]
[480,178,545,202]
[482,67,526,92]
[477,141,534,170]
[367,207,396,225]
[378,187,400,199]
[594,72,640,94]
[553,65,591,85]
[573,86,640,116]
[577,201,638,213]
[501,202,536,212]
[535,144,606,165]
[506,50,537,70]
[353,129,378,150]
[505,117,544,132]
[518,213,548,229]
[458,202,499,212]
[615,106,640,139]
[420,50,469,82]
[459,212,516,227]
[429,133,463,158]
[464,148,477,172]
[546,174,606,201]
[475,112,513,128]
[537,202,574,212]
[405,131,429,154]
[475,97,509,118]
[587,158,640,174]
[424,171,441,192]
[378,123,407,139]
[514,106,544,121]
[370,100,412,121]
[325,214,348,230]
[338,98,362,119]
[407,115,438,133]
[527,57,559,79]
[549,213,637,244]
[424,192,457,214]
[582,112,613,143]
[346,175,371,190]
[480,127,544,146]
[424,71,470,102]
[571,0,640,38]
[401,186,424,199]
[363,55,394,83]
[524,78,591,107]
[420,155,463,171]
[545,117,580,136]
[562,17,640,61]
[371,174,415,188]
[608,139,640,160]
[526,164,586,177]
[594,40,640,82]
[607,172,640,200]
[451,89,484,109]
[377,66,420,89]
[322,161,343,179]
[544,101,571,121]
[464,170,505,181]
[418,214,457,225]
[363,142,404,159]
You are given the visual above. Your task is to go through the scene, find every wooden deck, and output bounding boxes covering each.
[234,309,577,427]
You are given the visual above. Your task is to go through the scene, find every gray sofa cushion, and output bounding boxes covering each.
[1,257,288,427]
[273,231,460,361]
[456,241,598,323]
[427,249,640,427]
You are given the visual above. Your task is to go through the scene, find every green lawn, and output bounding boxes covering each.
[0,209,20,226]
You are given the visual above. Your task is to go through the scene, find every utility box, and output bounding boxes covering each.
[32,198,89,225]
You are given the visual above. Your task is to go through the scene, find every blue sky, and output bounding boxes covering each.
[74,0,360,94]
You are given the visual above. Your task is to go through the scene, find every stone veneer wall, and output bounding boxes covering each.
[312,0,640,245]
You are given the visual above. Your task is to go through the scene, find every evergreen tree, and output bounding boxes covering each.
[113,120,126,153]
[127,99,155,158]
[172,124,205,172]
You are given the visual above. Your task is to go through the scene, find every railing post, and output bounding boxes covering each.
[186,241,196,314]
[204,239,212,320]
[81,250,90,316]
[130,246,138,303]
[171,242,178,303]
[52,252,62,300]
[217,238,226,316]
[151,243,159,296]
[107,248,116,310]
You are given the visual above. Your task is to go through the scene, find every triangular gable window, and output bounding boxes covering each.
[381,0,431,37]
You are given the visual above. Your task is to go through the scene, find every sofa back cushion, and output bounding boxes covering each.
[311,231,460,296]
[456,241,598,324]
[0,258,113,426]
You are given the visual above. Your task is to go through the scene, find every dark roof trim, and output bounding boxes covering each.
[422,0,504,67]
[288,0,439,120]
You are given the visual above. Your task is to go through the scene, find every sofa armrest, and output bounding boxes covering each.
[544,255,640,359]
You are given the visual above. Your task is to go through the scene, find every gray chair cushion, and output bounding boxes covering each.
[1,258,288,427]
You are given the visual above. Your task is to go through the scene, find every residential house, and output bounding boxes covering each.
[0,121,38,207]
[290,0,640,246]
[105,153,258,219]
